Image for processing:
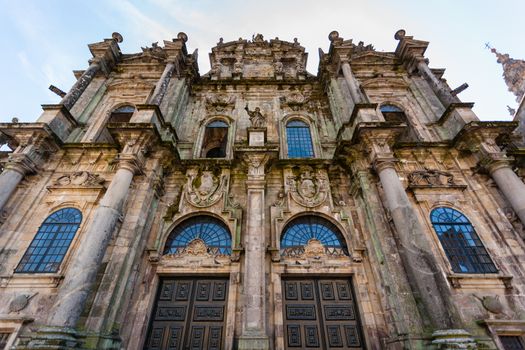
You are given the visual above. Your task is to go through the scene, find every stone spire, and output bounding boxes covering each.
[491,46,525,102]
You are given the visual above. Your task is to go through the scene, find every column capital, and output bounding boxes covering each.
[116,154,143,175]
[4,154,38,175]
[243,153,271,181]
[372,157,398,173]
[479,154,514,175]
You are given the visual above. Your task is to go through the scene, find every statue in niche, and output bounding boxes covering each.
[274,61,283,74]
[244,104,266,128]
[233,60,243,74]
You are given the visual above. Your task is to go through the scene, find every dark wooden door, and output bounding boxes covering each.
[282,277,365,349]
[144,277,229,350]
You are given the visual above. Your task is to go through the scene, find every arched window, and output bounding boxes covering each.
[281,216,348,255]
[200,120,229,158]
[380,104,407,123]
[286,120,314,158]
[164,216,232,255]
[15,208,82,273]
[108,105,135,123]
[430,207,497,274]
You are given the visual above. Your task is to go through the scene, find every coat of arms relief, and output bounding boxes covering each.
[286,166,329,208]
[184,167,227,208]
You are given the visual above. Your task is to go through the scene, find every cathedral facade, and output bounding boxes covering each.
[1,29,525,350]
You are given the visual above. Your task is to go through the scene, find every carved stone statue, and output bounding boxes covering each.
[274,61,283,74]
[244,104,266,128]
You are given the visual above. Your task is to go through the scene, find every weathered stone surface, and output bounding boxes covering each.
[1,30,525,350]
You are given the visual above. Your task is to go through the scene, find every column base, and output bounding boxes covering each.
[15,326,121,350]
[431,329,477,349]
[238,330,270,350]
[16,326,82,350]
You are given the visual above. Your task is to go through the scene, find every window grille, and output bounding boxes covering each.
[286,120,314,158]
[164,216,232,255]
[280,216,348,255]
[430,207,497,274]
[15,208,82,273]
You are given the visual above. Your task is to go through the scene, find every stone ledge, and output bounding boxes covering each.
[0,273,64,288]
[447,273,513,290]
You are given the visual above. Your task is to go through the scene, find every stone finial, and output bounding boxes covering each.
[328,30,339,42]
[177,32,188,42]
[489,46,525,102]
[112,32,123,43]
[394,29,406,40]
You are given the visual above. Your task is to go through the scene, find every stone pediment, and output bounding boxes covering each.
[361,76,408,90]
[121,53,166,64]
[207,34,309,79]
[351,51,397,65]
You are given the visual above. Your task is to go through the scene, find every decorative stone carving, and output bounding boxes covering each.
[53,171,105,187]
[408,168,455,187]
[304,239,326,259]
[273,61,283,74]
[205,93,236,112]
[184,167,226,208]
[9,293,37,313]
[474,295,505,315]
[287,167,329,208]
[244,104,266,128]
[280,92,308,111]
[185,239,208,256]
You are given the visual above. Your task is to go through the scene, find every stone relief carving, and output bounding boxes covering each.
[53,171,105,187]
[185,239,208,256]
[205,93,236,112]
[408,168,455,187]
[244,104,267,128]
[473,295,505,315]
[304,239,326,259]
[280,92,308,111]
[287,167,328,208]
[273,60,283,75]
[281,239,347,260]
[161,239,231,268]
[184,167,226,208]
[9,292,38,313]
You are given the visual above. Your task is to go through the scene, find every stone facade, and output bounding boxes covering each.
[1,29,525,349]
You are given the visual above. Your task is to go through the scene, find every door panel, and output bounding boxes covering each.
[282,277,365,349]
[145,277,229,350]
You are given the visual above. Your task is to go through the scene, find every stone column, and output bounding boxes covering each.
[341,60,365,104]
[61,62,102,111]
[374,158,460,329]
[0,165,25,212]
[148,61,176,106]
[238,153,270,350]
[416,60,457,107]
[489,161,525,225]
[0,133,53,213]
[47,158,138,328]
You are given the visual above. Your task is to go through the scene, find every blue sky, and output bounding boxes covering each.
[0,0,523,122]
